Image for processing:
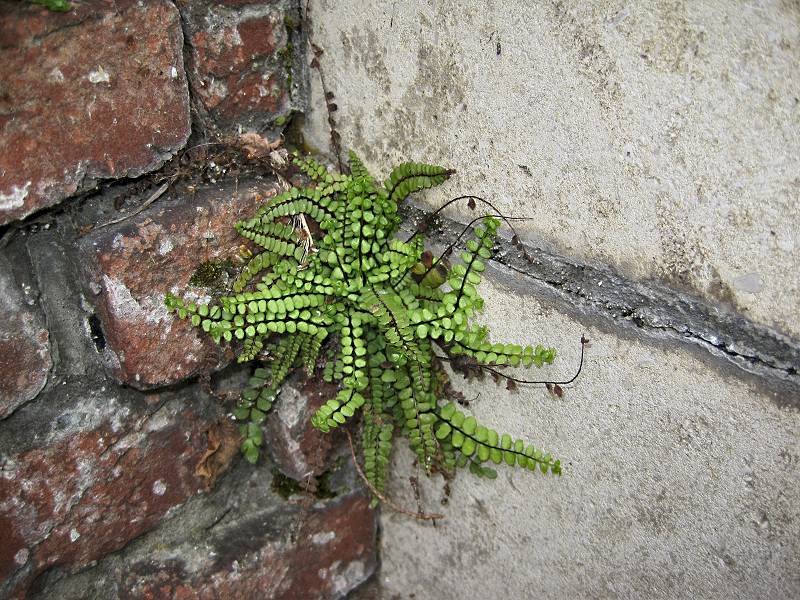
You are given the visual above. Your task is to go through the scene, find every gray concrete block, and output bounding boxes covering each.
[376,275,799,599]
[300,2,800,596]
[303,0,800,338]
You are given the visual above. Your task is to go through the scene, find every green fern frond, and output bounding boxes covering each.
[432,402,560,474]
[165,151,575,511]
[348,151,372,181]
[292,153,331,182]
[384,162,454,205]
[311,386,366,432]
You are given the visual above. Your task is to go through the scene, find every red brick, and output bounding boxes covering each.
[0,404,238,599]
[180,2,292,131]
[118,493,377,600]
[265,377,341,482]
[79,180,281,389]
[0,0,190,225]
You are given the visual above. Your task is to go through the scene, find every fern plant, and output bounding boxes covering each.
[166,152,569,507]
[28,0,72,11]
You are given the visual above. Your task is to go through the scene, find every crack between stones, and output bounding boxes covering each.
[500,258,794,375]
[30,15,95,43]
[173,1,216,141]
[401,203,800,401]
[204,507,232,531]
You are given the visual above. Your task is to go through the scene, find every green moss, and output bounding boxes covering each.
[271,468,303,500]
[188,259,235,289]
[314,458,344,499]
[277,43,295,95]
[275,115,287,127]
[29,0,72,11]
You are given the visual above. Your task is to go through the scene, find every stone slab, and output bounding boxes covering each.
[0,394,236,599]
[264,375,342,482]
[372,271,800,600]
[0,255,50,418]
[0,0,190,224]
[180,0,296,134]
[19,456,378,600]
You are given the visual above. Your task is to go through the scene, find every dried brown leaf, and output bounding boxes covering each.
[195,419,241,489]
[238,132,282,159]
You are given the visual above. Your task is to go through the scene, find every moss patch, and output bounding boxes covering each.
[277,43,295,93]
[270,464,341,501]
[189,259,235,289]
[271,468,303,500]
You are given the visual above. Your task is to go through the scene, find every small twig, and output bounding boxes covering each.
[344,430,444,522]
[295,213,316,269]
[84,179,172,234]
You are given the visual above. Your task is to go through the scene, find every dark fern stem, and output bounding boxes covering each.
[165,152,586,509]
[309,44,344,173]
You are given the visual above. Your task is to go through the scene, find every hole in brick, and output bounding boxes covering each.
[88,314,106,352]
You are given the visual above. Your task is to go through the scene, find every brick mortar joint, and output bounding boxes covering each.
[400,202,800,400]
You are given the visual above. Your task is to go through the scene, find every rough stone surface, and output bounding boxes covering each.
[299,9,800,589]
[304,0,800,338]
[22,456,377,600]
[0,0,191,225]
[0,394,237,600]
[79,179,281,389]
[372,272,800,600]
[265,375,341,481]
[0,255,50,419]
[1,1,797,598]
[180,0,299,134]
[116,492,375,600]
[0,3,380,598]
[23,225,117,391]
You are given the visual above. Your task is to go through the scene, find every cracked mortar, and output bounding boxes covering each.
[401,203,800,405]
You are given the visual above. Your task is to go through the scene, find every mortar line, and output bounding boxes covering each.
[400,203,800,400]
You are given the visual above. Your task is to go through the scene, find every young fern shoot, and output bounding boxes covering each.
[166,151,571,508]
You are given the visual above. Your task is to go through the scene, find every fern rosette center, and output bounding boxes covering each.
[166,152,563,506]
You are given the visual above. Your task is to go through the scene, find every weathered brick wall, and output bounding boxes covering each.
[0,2,375,598]
[5,2,798,599]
